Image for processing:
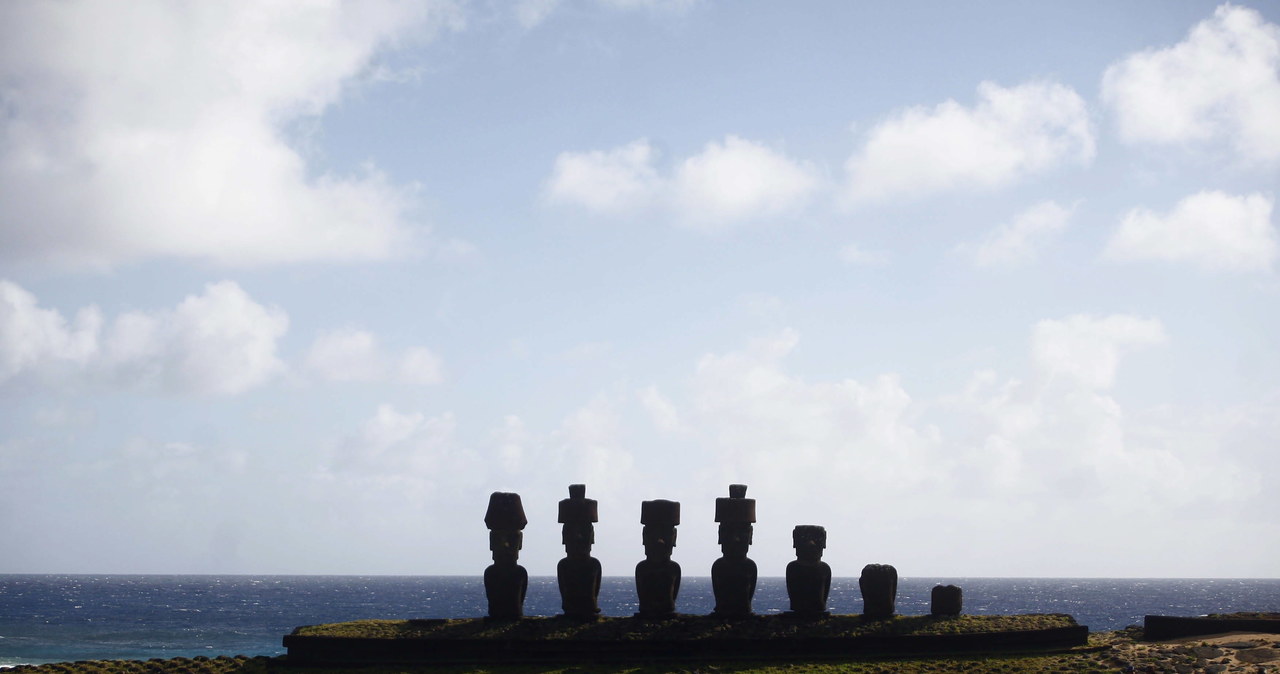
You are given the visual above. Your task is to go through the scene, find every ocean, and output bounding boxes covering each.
[1,575,1277,666]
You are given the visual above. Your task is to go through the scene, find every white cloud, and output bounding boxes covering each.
[1,279,286,395]
[655,320,1265,575]
[844,81,1094,203]
[101,281,289,395]
[400,346,444,385]
[1104,191,1277,273]
[544,140,662,214]
[0,280,100,382]
[673,135,821,229]
[304,329,383,382]
[957,200,1073,267]
[0,2,463,269]
[948,316,1254,522]
[304,328,444,385]
[544,135,818,228]
[1101,4,1280,161]
[515,0,562,28]
[514,0,694,30]
[491,415,528,474]
[553,396,635,492]
[597,0,697,10]
[1029,314,1167,390]
[838,243,891,267]
[689,330,941,493]
[638,384,682,433]
[322,405,482,521]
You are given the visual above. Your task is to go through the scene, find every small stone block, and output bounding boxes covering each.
[930,584,962,616]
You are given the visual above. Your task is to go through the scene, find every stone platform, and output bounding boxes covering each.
[1143,613,1280,641]
[279,613,1089,666]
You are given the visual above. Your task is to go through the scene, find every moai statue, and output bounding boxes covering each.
[635,499,681,619]
[556,484,602,620]
[483,492,528,620]
[930,584,963,617]
[785,525,831,617]
[711,484,757,619]
[859,563,898,620]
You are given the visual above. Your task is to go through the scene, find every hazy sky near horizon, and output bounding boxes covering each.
[1,1,1278,579]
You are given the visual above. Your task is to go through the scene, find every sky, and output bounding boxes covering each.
[1,0,1278,579]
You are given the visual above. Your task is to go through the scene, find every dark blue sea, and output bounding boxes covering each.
[1,576,1277,665]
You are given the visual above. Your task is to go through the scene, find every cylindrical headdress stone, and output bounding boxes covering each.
[641,499,680,526]
[714,484,756,523]
[485,492,528,531]
[558,484,598,523]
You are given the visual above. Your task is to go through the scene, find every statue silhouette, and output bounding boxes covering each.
[556,484,601,620]
[483,492,528,620]
[785,525,831,617]
[635,499,681,619]
[711,484,757,619]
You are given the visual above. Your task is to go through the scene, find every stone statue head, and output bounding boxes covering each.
[640,499,680,557]
[489,530,522,563]
[792,525,826,562]
[642,525,676,557]
[717,522,753,557]
[562,521,594,556]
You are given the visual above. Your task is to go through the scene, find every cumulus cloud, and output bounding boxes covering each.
[844,81,1094,203]
[399,347,444,385]
[544,135,819,228]
[638,385,682,433]
[304,328,444,384]
[1029,314,1167,390]
[1,279,287,394]
[949,315,1254,524]
[689,330,941,491]
[1103,191,1277,273]
[653,319,1264,574]
[957,200,1073,267]
[111,281,288,395]
[673,136,821,229]
[1101,4,1280,161]
[544,140,662,214]
[0,2,463,269]
[333,404,461,476]
[0,281,101,382]
[553,396,636,492]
